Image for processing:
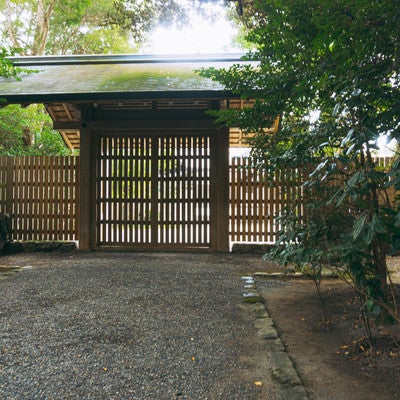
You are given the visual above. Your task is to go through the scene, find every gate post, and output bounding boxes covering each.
[78,119,95,250]
[212,126,229,251]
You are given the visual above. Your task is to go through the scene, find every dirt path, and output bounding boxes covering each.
[257,276,400,400]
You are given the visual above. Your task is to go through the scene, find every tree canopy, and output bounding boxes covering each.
[0,0,186,55]
[202,0,400,327]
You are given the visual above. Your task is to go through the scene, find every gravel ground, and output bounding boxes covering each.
[0,252,279,400]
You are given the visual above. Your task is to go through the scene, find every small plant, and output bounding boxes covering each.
[0,47,36,80]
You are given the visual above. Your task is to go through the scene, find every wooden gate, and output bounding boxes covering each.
[96,131,215,250]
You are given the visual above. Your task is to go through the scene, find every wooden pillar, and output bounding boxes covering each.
[211,126,230,251]
[78,109,96,250]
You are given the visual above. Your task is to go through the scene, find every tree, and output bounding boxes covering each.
[0,0,186,55]
[0,48,68,155]
[0,46,25,78]
[0,104,70,155]
[202,0,400,328]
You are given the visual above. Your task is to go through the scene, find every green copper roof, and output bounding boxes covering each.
[0,54,245,103]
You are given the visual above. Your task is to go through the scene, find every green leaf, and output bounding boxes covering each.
[340,129,354,147]
[371,214,386,234]
[353,213,368,240]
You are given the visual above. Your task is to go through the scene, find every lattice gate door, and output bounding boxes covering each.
[96,132,212,250]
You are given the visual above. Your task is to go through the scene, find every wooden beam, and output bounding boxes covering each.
[78,107,94,250]
[86,119,217,131]
[62,103,73,120]
[45,104,57,121]
[60,132,73,152]
[53,121,82,130]
[211,126,230,251]
[90,108,213,121]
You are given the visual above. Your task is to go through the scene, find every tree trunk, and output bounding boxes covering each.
[362,145,389,299]
[32,0,57,55]
[4,1,22,50]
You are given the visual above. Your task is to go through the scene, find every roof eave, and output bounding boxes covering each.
[1,90,240,105]
[9,53,246,67]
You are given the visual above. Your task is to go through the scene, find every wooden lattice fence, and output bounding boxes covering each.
[228,155,397,244]
[0,155,395,245]
[229,157,304,243]
[0,156,79,241]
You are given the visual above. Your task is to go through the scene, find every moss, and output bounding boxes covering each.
[98,65,222,91]
[243,294,263,304]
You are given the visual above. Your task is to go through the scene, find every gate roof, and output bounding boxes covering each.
[0,53,250,151]
[0,53,245,103]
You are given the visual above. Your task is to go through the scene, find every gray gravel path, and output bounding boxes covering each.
[0,252,280,400]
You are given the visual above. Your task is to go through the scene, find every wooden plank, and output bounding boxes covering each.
[211,127,229,251]
[177,136,182,244]
[151,136,158,245]
[5,157,14,219]
[39,156,45,239]
[62,156,67,239]
[133,136,139,243]
[28,156,34,238]
[233,157,240,242]
[79,124,93,249]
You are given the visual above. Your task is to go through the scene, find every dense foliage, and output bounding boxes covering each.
[0,47,68,155]
[202,0,400,327]
[0,104,70,156]
[0,0,186,55]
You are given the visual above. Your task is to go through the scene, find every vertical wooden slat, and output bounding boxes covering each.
[147,137,152,243]
[6,157,14,218]
[39,156,45,239]
[132,136,137,243]
[151,136,158,245]
[200,135,205,244]
[14,157,20,238]
[62,156,67,240]
[233,157,239,242]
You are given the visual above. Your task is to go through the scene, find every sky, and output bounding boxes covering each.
[141,1,243,54]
